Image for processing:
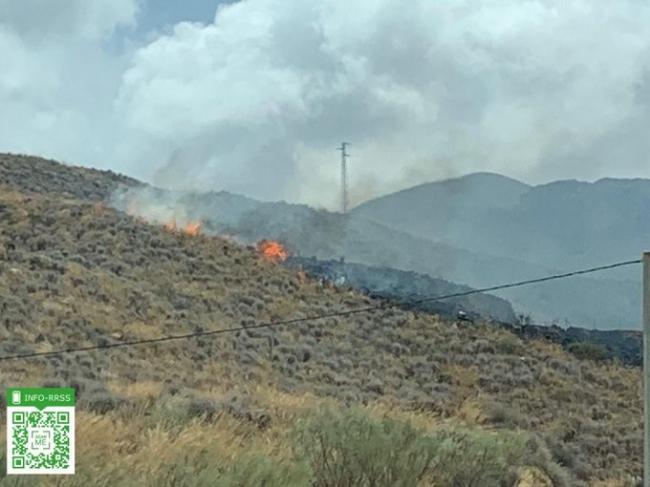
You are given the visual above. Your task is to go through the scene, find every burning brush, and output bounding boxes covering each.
[257,239,288,263]
[162,219,202,236]
[122,192,202,237]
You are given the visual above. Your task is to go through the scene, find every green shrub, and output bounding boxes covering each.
[429,428,527,486]
[567,342,610,362]
[151,453,309,487]
[212,455,310,487]
[494,334,521,355]
[292,408,570,487]
[483,401,531,429]
[293,407,438,487]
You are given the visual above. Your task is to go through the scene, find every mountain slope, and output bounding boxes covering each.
[502,178,650,269]
[0,155,643,482]
[0,154,525,323]
[115,184,641,329]
[2,154,633,328]
[353,172,650,272]
[352,172,530,244]
[284,256,517,323]
[353,172,646,328]
[0,153,140,200]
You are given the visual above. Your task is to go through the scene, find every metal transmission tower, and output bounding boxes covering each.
[337,142,350,213]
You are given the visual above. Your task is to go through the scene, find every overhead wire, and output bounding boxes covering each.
[0,258,640,362]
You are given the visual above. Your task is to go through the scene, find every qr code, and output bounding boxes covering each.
[7,407,75,474]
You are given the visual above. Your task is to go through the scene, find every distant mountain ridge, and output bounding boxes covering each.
[353,172,650,271]
[352,173,529,252]
[353,172,647,328]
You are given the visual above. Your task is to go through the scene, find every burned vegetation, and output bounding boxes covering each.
[0,155,644,485]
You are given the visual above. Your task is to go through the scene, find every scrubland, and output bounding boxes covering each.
[0,155,644,485]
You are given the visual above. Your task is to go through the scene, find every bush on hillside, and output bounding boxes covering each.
[292,407,570,487]
[567,342,611,362]
[430,428,530,487]
[293,407,438,487]
[211,455,311,487]
[151,453,310,487]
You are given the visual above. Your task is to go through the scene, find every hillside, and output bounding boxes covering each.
[113,181,640,330]
[0,155,644,484]
[0,153,141,200]
[2,154,523,326]
[352,173,650,270]
[284,256,517,323]
[352,173,531,245]
[285,257,643,366]
[353,172,645,329]
[499,178,650,269]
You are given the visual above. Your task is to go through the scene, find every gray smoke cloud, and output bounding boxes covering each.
[2,0,650,208]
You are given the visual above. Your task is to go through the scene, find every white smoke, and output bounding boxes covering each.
[3,0,650,208]
[0,0,139,171]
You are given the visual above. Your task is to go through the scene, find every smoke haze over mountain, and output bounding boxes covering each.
[2,0,650,208]
[111,177,643,330]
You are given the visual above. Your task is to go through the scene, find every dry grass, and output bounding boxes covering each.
[0,156,645,484]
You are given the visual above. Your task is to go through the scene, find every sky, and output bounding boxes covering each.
[1,0,650,209]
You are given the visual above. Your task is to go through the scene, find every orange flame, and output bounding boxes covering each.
[184,222,202,236]
[257,239,288,263]
[163,219,202,236]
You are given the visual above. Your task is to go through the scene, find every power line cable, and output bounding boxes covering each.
[0,258,640,362]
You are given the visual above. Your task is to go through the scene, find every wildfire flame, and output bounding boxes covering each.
[184,222,202,236]
[124,195,202,236]
[163,218,202,236]
[257,239,288,263]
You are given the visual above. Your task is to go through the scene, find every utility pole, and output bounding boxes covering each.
[643,252,650,487]
[337,142,350,214]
